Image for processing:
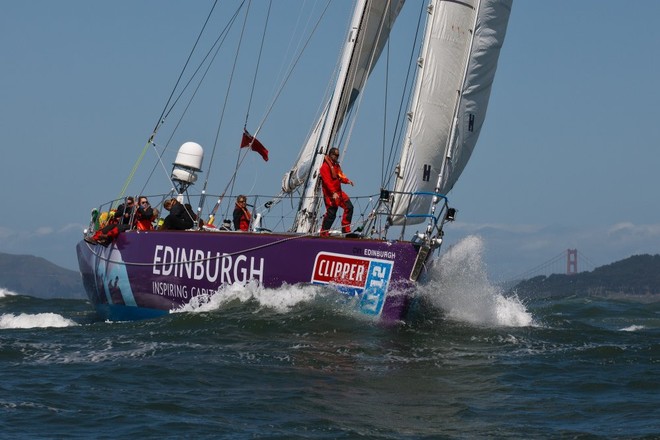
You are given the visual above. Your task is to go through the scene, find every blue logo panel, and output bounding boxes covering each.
[358,261,393,316]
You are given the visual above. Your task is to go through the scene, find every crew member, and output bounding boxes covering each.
[162,198,195,230]
[319,147,353,236]
[233,195,251,231]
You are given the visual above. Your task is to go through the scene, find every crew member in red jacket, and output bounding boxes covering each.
[233,195,251,231]
[135,196,156,230]
[319,147,354,236]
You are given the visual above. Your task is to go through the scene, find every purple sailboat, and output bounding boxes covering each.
[77,0,512,322]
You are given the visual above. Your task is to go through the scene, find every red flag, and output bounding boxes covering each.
[241,129,269,162]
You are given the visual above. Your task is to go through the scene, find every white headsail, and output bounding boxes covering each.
[390,0,512,225]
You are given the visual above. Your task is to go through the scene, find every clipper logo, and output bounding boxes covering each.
[312,252,394,316]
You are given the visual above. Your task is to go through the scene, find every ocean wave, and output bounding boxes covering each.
[620,324,645,332]
[0,287,18,298]
[0,313,78,329]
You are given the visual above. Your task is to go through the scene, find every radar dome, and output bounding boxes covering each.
[171,168,198,184]
[173,141,204,171]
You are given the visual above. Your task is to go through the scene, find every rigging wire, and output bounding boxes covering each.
[336,1,394,167]
[136,2,247,204]
[120,0,337,223]
[159,2,247,134]
[135,3,248,206]
[252,0,333,138]
[380,3,391,187]
[202,0,279,220]
[115,0,220,205]
[382,1,425,189]
[154,1,220,138]
[244,0,272,129]
[283,1,349,175]
[206,0,334,218]
[284,0,339,167]
[235,0,273,207]
[212,0,255,213]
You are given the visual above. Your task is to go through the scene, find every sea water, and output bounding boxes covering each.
[0,237,658,439]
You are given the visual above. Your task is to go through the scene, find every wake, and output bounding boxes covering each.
[172,280,329,315]
[422,235,534,327]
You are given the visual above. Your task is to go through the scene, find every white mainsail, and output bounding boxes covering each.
[390,0,512,225]
[286,0,406,233]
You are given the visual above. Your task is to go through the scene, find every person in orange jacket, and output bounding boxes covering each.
[135,196,156,230]
[233,195,251,231]
[319,147,353,236]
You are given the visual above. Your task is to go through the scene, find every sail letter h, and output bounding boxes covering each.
[422,164,431,182]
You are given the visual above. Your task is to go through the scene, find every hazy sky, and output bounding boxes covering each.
[2,1,659,281]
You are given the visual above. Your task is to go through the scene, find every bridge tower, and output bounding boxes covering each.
[566,249,578,275]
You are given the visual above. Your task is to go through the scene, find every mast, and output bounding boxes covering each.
[291,0,406,233]
[292,0,370,233]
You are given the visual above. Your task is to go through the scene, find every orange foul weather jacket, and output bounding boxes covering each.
[320,156,352,208]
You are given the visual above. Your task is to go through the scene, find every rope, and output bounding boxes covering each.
[115,145,150,208]
[116,1,220,205]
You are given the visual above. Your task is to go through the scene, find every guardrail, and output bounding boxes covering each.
[85,190,451,242]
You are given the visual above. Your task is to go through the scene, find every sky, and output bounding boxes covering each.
[2,0,660,282]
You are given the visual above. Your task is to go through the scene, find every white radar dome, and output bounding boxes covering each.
[174,141,204,171]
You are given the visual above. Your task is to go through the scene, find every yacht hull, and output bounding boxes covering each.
[76,230,428,322]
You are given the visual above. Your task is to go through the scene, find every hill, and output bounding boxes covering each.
[512,254,660,298]
[0,252,85,299]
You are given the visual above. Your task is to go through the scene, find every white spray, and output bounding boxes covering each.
[172,280,326,315]
[423,235,534,327]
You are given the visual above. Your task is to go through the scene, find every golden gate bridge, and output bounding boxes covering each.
[512,249,597,281]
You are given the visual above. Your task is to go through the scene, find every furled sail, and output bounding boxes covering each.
[282,0,406,196]
[390,0,512,225]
